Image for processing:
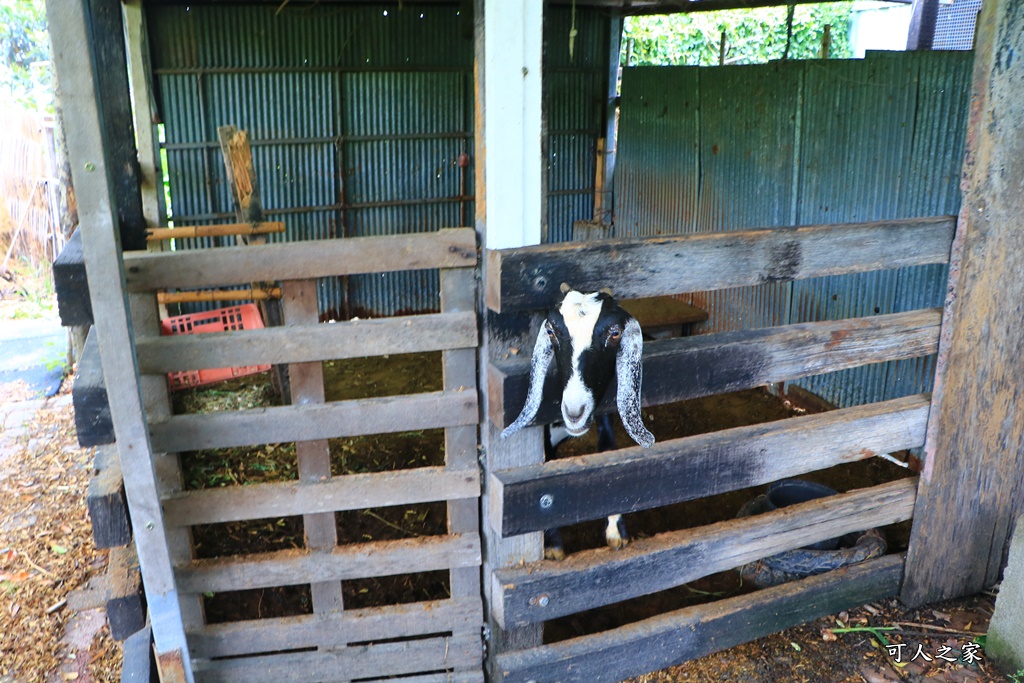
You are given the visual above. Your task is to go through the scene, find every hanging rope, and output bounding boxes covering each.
[782,5,795,60]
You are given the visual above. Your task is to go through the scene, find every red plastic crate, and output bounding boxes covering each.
[159,304,271,390]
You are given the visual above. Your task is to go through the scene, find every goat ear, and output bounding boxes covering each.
[501,322,555,439]
[615,317,655,448]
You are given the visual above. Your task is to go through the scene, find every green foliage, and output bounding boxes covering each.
[623,3,854,67]
[0,0,50,109]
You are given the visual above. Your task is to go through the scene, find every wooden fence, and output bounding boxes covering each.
[127,228,484,682]
[483,215,956,683]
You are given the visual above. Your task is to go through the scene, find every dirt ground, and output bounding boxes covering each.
[0,339,1012,681]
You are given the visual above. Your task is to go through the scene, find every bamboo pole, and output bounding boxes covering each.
[156,287,282,305]
[145,222,285,242]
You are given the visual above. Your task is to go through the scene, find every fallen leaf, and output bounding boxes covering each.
[49,544,67,555]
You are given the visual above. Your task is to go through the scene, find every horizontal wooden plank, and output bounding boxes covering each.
[490,308,941,430]
[149,390,478,452]
[494,554,905,683]
[491,394,930,537]
[162,467,480,527]
[52,229,93,327]
[87,444,131,549]
[155,286,281,305]
[124,228,477,292]
[189,597,482,658]
[176,533,481,593]
[193,634,482,683]
[493,478,916,628]
[136,311,477,374]
[486,216,955,312]
[72,327,114,447]
[145,221,285,241]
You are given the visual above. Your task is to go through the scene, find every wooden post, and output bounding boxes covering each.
[902,0,1024,606]
[906,0,940,50]
[45,0,193,679]
[280,279,347,631]
[84,0,148,250]
[476,0,546,671]
[123,0,166,232]
[719,30,727,65]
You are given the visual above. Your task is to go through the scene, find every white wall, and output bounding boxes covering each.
[849,1,914,58]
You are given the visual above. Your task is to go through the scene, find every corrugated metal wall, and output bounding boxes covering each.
[615,51,972,408]
[148,3,606,317]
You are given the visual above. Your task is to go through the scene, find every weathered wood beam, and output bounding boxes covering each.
[148,389,477,452]
[106,543,146,641]
[123,228,477,292]
[189,598,482,659]
[486,216,955,313]
[72,327,114,447]
[86,0,147,250]
[192,635,483,683]
[135,310,477,374]
[489,308,941,430]
[493,478,916,629]
[494,554,905,683]
[491,394,929,537]
[87,444,131,549]
[902,0,1024,606]
[52,229,93,327]
[163,467,478,527]
[46,0,192,675]
[176,534,481,593]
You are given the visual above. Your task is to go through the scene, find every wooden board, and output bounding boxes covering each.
[176,533,481,594]
[86,444,130,548]
[493,479,916,628]
[490,394,930,537]
[123,228,477,292]
[135,311,478,374]
[121,625,159,683]
[192,634,482,683]
[189,597,482,659]
[85,0,147,251]
[47,0,192,673]
[106,543,146,641]
[489,308,941,430]
[162,467,479,527]
[72,327,114,447]
[52,229,93,327]
[902,0,1024,606]
[486,216,956,312]
[494,554,904,683]
[148,390,477,453]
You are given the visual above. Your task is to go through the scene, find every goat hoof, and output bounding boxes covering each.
[605,517,629,550]
[544,529,566,561]
[544,546,566,561]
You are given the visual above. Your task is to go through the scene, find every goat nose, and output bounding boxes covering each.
[565,405,586,422]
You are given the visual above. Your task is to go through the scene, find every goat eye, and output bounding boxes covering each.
[608,325,622,341]
[545,325,556,339]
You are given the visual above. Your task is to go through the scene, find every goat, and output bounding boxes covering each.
[501,283,654,554]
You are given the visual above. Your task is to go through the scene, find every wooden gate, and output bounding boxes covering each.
[483,216,955,683]
[125,228,484,681]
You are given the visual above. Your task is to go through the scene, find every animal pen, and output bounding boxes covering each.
[46,0,1024,681]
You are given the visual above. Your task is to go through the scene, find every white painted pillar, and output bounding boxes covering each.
[483,0,545,249]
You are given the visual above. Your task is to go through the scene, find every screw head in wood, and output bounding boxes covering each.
[539,494,554,509]
[537,594,550,607]
[84,162,96,172]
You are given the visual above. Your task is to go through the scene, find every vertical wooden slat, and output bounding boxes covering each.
[902,0,1024,606]
[475,0,546,669]
[441,267,484,667]
[131,293,205,630]
[281,280,346,622]
[46,0,192,678]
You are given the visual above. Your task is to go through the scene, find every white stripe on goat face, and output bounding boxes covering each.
[558,291,603,436]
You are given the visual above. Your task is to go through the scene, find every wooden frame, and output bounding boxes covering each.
[482,213,955,682]
[122,227,484,679]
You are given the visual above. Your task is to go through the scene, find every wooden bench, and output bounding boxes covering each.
[619,296,708,339]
